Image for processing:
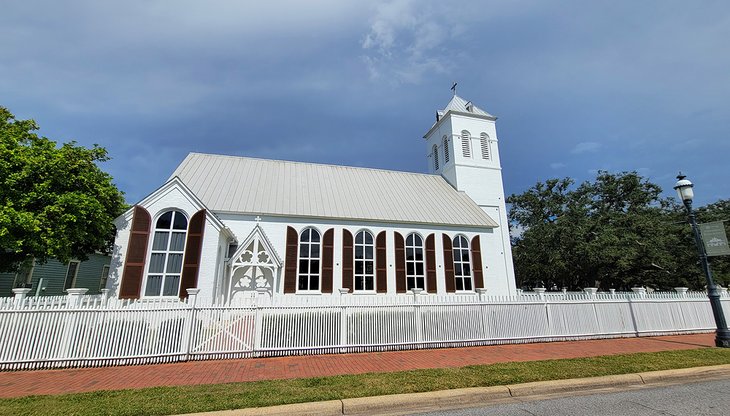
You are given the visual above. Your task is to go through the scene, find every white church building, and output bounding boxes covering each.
[107,94,517,303]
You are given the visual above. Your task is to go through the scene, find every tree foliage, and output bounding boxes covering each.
[0,107,126,273]
[508,171,728,291]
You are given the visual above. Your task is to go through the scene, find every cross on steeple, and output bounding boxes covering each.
[450,82,458,96]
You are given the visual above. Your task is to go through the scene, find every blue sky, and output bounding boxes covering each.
[2,0,729,206]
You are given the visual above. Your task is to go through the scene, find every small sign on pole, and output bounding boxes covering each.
[699,221,730,257]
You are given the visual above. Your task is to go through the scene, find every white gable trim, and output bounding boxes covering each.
[229,224,283,267]
[115,176,236,241]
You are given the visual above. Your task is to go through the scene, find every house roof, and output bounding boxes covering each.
[442,95,494,118]
[170,153,498,228]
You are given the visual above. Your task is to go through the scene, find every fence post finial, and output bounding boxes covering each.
[12,288,32,308]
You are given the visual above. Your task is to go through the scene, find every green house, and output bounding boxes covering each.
[0,254,111,298]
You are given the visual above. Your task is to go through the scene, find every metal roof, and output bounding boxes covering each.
[443,94,494,118]
[170,153,498,228]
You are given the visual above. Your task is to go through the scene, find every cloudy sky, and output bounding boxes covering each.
[2,0,729,205]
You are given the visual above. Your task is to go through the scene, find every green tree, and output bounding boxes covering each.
[508,171,699,291]
[0,107,126,274]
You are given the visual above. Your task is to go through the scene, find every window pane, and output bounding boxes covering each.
[454,263,462,277]
[355,246,363,259]
[301,228,310,241]
[167,254,183,274]
[172,212,187,230]
[309,275,319,290]
[310,260,319,273]
[170,232,186,251]
[310,244,320,258]
[355,260,363,274]
[415,262,424,275]
[463,263,471,276]
[365,277,374,290]
[152,232,169,251]
[415,248,423,261]
[407,277,415,290]
[157,212,173,229]
[364,261,373,274]
[461,250,470,262]
[299,259,309,274]
[416,277,425,289]
[406,234,414,245]
[365,246,373,259]
[413,234,422,246]
[455,278,464,291]
[355,277,364,291]
[406,248,414,261]
[298,276,308,290]
[464,278,472,291]
[364,232,373,244]
[149,254,166,273]
[145,275,162,296]
[162,275,180,296]
[300,243,309,258]
[355,232,363,244]
[406,262,415,276]
[310,230,320,243]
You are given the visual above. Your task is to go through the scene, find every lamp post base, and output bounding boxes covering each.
[716,337,730,348]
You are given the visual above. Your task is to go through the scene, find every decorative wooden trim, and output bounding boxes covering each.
[120,206,151,299]
[178,210,206,299]
[394,232,406,293]
[471,235,484,290]
[321,229,334,293]
[342,229,354,292]
[425,234,436,293]
[442,234,455,293]
[376,231,387,293]
[284,226,298,294]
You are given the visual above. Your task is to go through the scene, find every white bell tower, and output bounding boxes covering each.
[423,92,516,287]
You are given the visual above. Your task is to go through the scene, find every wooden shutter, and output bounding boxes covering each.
[394,232,406,293]
[284,226,298,293]
[425,234,437,293]
[120,206,151,299]
[471,235,484,290]
[442,234,455,293]
[342,229,354,292]
[179,210,206,299]
[321,229,334,293]
[376,231,387,293]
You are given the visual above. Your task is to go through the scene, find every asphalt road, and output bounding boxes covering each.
[410,378,730,416]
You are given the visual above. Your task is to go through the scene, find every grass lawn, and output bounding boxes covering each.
[2,348,730,416]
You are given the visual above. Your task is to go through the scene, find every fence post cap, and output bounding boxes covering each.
[476,288,488,295]
[338,288,350,295]
[65,288,88,295]
[12,288,32,296]
[186,288,201,295]
[583,287,598,294]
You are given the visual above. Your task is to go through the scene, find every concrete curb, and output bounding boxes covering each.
[178,364,730,416]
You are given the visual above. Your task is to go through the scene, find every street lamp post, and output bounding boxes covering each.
[674,173,730,348]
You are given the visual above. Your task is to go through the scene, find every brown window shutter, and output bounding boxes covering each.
[471,235,484,290]
[425,234,437,293]
[120,206,151,299]
[178,210,206,299]
[321,228,334,293]
[342,229,354,292]
[394,232,406,293]
[284,226,298,293]
[376,231,387,293]
[442,234,455,293]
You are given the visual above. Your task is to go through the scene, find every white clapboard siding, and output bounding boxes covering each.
[0,291,728,370]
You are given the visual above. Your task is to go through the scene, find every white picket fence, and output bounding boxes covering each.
[1,288,729,371]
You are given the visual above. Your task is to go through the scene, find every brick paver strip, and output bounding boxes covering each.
[0,333,715,398]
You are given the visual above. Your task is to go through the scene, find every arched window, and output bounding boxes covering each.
[461,130,471,158]
[432,144,439,170]
[354,230,375,291]
[298,228,321,291]
[406,233,425,290]
[480,133,490,160]
[452,235,473,291]
[443,136,450,163]
[146,210,187,296]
